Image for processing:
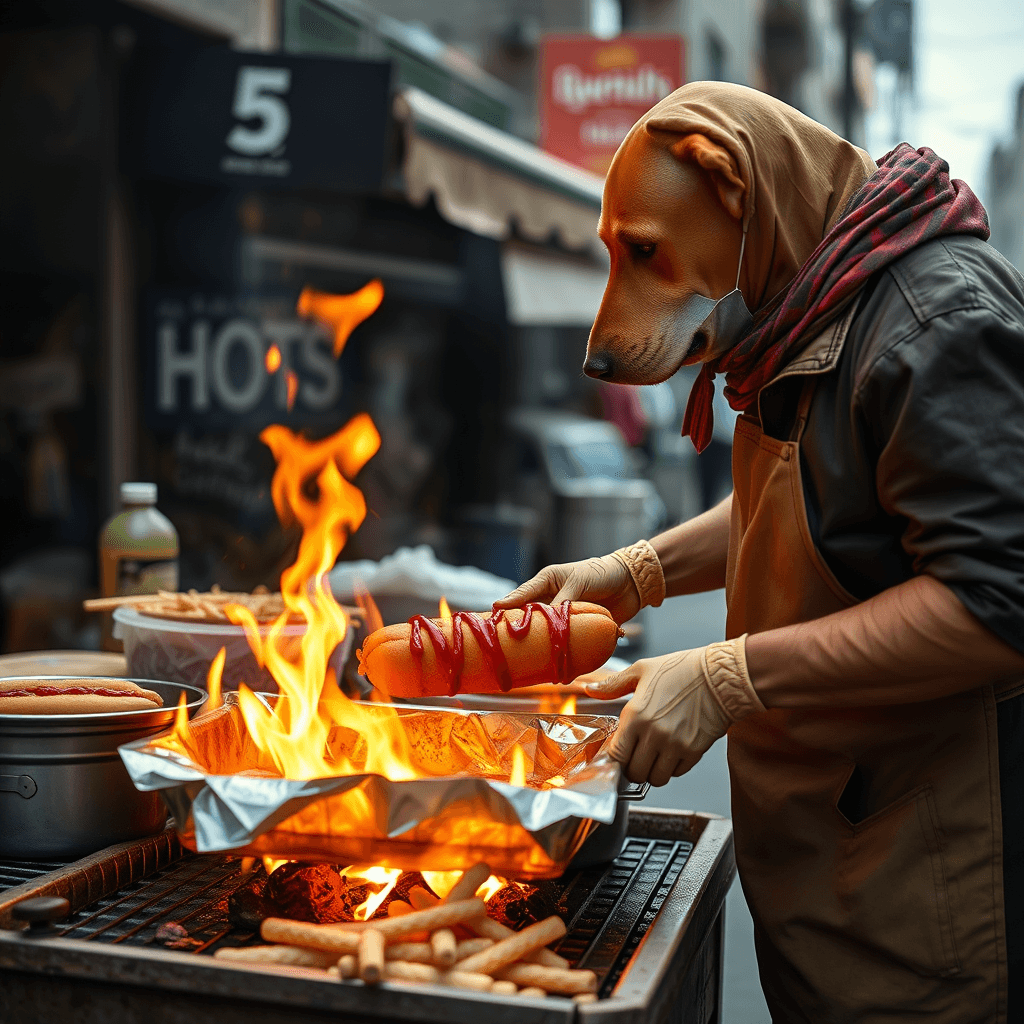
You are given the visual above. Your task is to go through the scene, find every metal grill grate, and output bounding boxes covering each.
[0,859,69,895]
[50,838,693,991]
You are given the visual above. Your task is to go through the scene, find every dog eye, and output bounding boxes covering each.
[632,243,656,258]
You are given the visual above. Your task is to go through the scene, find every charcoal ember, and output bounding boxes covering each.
[228,878,273,930]
[266,863,354,924]
[486,883,540,929]
[154,922,189,941]
[370,871,432,918]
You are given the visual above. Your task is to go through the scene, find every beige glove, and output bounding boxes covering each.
[494,540,666,625]
[582,635,765,786]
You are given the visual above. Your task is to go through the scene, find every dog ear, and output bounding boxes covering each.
[669,134,745,222]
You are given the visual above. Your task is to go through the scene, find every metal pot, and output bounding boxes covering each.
[0,678,206,859]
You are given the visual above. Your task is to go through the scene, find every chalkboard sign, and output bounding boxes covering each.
[128,46,392,191]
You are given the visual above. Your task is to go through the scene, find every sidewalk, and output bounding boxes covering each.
[640,591,770,1024]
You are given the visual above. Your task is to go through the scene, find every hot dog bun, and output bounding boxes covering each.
[0,678,164,715]
[358,601,619,698]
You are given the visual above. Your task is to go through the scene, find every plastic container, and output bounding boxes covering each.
[99,482,179,651]
[113,606,354,694]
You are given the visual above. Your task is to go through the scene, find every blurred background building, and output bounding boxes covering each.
[1,0,1023,655]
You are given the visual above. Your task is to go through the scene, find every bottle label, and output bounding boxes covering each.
[118,557,179,596]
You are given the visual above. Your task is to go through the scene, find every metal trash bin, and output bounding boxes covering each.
[552,478,658,563]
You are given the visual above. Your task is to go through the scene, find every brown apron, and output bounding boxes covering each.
[725,372,1008,1023]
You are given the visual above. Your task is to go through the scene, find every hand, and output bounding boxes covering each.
[494,541,665,626]
[582,636,764,786]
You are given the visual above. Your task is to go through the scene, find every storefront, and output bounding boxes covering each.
[0,0,610,647]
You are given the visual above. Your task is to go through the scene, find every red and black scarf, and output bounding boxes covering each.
[681,143,990,453]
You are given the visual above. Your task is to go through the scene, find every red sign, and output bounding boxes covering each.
[539,35,684,176]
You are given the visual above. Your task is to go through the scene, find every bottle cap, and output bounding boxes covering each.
[120,481,157,505]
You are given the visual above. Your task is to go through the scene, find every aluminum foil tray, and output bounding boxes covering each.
[119,697,621,878]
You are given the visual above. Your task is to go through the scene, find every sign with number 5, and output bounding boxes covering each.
[226,67,292,157]
[128,46,391,191]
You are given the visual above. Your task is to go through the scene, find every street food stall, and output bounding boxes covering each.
[0,4,733,1020]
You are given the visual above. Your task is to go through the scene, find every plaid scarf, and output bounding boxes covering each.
[682,144,990,453]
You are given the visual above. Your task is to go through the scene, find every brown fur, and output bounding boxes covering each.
[584,130,748,384]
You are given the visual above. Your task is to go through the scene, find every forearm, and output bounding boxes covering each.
[745,573,1024,707]
[650,494,732,597]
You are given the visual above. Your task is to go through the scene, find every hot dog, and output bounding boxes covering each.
[0,678,164,715]
[358,601,620,698]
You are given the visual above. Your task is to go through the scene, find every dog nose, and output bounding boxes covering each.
[584,353,615,379]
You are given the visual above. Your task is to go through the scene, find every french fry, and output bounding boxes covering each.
[445,863,492,903]
[469,915,569,969]
[491,980,518,996]
[454,937,494,961]
[359,928,385,984]
[574,993,599,1004]
[213,945,337,968]
[517,987,548,999]
[430,928,457,968]
[385,942,434,964]
[336,954,357,979]
[328,898,487,942]
[383,960,440,984]
[408,886,440,910]
[440,971,495,992]
[457,916,567,976]
[261,918,361,954]
[495,964,597,996]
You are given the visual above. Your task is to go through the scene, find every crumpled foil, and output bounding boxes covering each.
[119,696,621,878]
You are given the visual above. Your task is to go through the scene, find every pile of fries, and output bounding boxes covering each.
[85,585,305,625]
[213,863,598,1001]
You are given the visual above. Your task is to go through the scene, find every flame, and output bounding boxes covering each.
[165,691,195,759]
[420,871,461,900]
[217,413,426,786]
[343,866,403,920]
[559,694,577,715]
[263,855,290,875]
[265,344,282,373]
[354,583,384,634]
[286,370,298,411]
[438,596,452,620]
[509,744,527,788]
[476,875,505,902]
[206,647,225,711]
[298,280,384,357]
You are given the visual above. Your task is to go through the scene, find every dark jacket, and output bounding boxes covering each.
[759,234,1024,654]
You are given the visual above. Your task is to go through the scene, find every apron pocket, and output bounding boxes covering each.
[836,783,960,978]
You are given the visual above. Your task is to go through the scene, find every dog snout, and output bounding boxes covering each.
[584,352,615,379]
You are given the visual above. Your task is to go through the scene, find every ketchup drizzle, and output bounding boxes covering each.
[408,601,575,694]
[1,685,144,698]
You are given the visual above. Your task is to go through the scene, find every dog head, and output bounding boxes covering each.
[584,131,749,385]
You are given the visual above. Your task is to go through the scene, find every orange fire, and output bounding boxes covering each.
[155,280,590,880]
[438,596,452,620]
[265,344,282,373]
[298,280,384,357]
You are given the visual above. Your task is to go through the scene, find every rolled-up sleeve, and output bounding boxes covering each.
[859,305,1024,653]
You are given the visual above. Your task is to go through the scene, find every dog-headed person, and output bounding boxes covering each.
[499,82,1024,1022]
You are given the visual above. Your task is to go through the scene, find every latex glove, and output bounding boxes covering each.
[494,540,665,626]
[581,635,764,786]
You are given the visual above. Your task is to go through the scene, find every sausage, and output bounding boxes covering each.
[0,678,164,715]
[357,601,620,698]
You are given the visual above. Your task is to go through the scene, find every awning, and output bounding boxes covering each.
[393,87,605,257]
[500,240,609,326]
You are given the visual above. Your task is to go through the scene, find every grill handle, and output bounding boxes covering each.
[619,780,650,801]
[0,774,37,799]
[12,896,69,936]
